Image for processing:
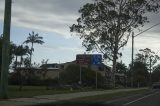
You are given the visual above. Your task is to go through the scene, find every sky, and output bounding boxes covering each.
[0,0,160,67]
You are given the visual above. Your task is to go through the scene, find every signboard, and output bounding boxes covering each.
[76,54,102,65]
[76,54,91,65]
[91,54,102,65]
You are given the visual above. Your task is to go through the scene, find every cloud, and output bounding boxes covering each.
[0,0,159,39]
[0,0,160,61]
[0,0,92,38]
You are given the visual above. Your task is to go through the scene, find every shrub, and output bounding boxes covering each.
[59,64,105,88]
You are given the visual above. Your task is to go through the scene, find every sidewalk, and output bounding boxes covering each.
[0,88,146,106]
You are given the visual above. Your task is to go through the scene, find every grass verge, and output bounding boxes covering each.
[33,88,149,106]
[6,85,104,99]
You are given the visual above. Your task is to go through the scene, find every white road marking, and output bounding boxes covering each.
[123,91,160,106]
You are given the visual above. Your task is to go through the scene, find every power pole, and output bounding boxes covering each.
[0,0,12,99]
[131,32,134,87]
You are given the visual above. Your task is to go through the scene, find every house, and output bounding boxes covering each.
[15,60,126,86]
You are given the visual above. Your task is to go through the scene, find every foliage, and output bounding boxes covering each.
[9,72,26,85]
[12,45,30,69]
[0,36,16,77]
[70,0,160,86]
[23,31,44,66]
[60,64,105,88]
[39,59,49,79]
[135,48,160,68]
[132,61,149,87]
[9,69,42,86]
[152,64,160,82]
[116,62,127,74]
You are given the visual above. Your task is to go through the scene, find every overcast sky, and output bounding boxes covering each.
[0,0,160,66]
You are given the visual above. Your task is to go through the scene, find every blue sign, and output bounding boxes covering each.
[91,54,102,65]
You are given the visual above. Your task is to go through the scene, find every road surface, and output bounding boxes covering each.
[106,89,160,106]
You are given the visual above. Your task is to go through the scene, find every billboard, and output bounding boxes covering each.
[76,54,102,65]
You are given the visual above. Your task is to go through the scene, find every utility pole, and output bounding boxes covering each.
[131,32,134,87]
[0,0,12,99]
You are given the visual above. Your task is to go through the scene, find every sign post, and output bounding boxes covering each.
[76,54,91,85]
[76,54,102,88]
[91,54,102,89]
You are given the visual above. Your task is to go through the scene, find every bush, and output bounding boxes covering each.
[9,71,43,86]
[59,64,105,88]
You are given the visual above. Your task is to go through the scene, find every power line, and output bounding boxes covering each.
[134,22,160,37]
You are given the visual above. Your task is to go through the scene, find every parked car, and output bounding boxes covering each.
[152,82,160,89]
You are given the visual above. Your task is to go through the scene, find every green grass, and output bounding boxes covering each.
[8,86,77,98]
[62,89,149,103]
[43,89,149,106]
[7,85,104,99]
[32,89,149,106]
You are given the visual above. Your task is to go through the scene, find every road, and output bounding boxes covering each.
[106,90,160,106]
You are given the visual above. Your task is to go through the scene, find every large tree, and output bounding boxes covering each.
[132,61,149,87]
[135,48,160,85]
[23,31,44,66]
[70,0,160,87]
[152,64,160,82]
[135,48,160,71]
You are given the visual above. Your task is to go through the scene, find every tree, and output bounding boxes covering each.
[23,31,44,66]
[116,62,127,74]
[135,48,160,69]
[60,64,105,88]
[13,45,30,69]
[135,48,160,83]
[12,45,30,91]
[70,0,160,87]
[152,64,160,82]
[132,61,149,87]
[135,48,160,85]
[115,62,128,86]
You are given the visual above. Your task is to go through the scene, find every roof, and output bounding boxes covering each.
[40,63,59,69]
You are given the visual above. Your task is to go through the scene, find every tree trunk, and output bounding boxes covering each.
[112,52,117,88]
[30,43,33,67]
[112,45,118,88]
[15,55,17,70]
[19,56,23,91]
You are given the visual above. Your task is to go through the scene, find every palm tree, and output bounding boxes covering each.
[23,31,44,66]
[13,45,30,91]
[13,45,30,69]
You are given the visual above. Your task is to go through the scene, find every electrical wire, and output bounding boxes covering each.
[134,22,160,37]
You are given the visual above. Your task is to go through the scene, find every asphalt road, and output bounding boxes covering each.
[106,89,160,106]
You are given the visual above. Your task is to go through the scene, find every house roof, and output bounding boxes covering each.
[40,63,59,69]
